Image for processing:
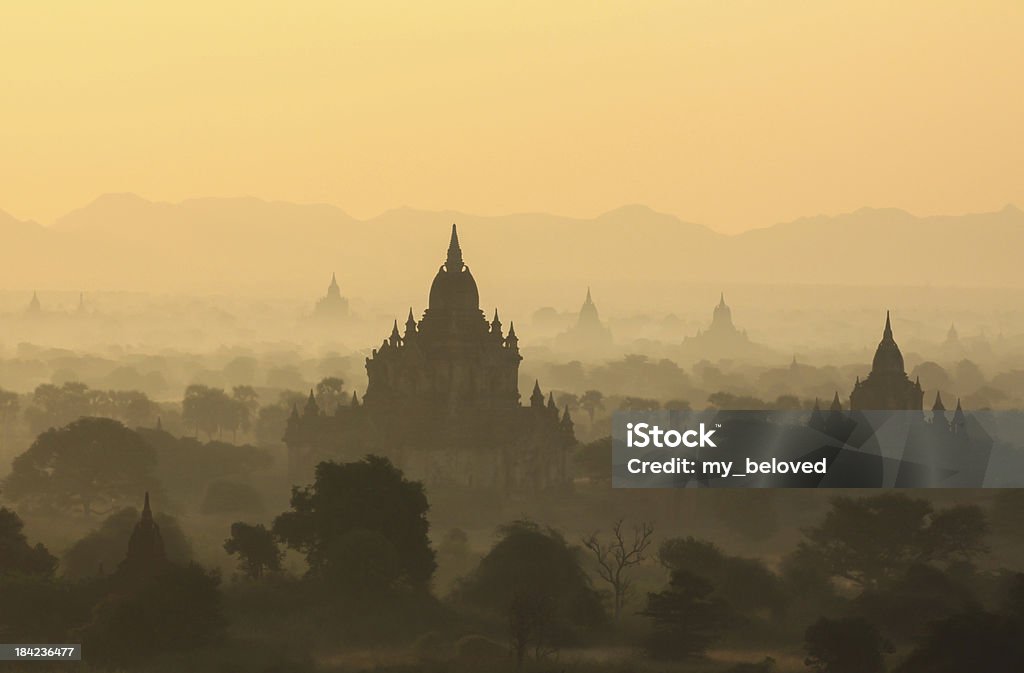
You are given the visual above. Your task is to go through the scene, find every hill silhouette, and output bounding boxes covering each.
[2,196,1021,296]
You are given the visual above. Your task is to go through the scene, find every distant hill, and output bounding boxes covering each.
[2,196,1022,301]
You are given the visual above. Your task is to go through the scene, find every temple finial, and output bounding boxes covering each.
[446,224,464,270]
[883,310,893,339]
[142,492,152,520]
[586,287,593,304]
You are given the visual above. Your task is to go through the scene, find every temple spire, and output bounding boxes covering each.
[719,292,726,306]
[830,391,842,412]
[142,491,152,521]
[883,310,893,340]
[530,380,544,407]
[585,287,593,304]
[446,224,464,270]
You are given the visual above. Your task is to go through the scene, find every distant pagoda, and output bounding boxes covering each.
[554,287,613,353]
[312,272,349,320]
[850,312,924,411]
[117,492,168,579]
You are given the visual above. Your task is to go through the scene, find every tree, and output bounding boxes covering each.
[582,519,654,620]
[801,494,989,590]
[897,610,1024,673]
[0,507,57,576]
[579,390,604,424]
[181,384,231,440]
[273,455,435,592]
[0,388,20,450]
[254,390,305,446]
[315,377,346,415]
[640,570,732,660]
[3,417,159,517]
[659,536,786,617]
[455,520,604,667]
[224,522,282,580]
[80,563,225,667]
[804,617,890,673]
[228,385,260,442]
[61,506,191,580]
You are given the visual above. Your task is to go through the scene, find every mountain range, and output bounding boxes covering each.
[2,195,1022,301]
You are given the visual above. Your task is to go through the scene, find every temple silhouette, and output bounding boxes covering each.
[311,272,349,320]
[117,492,167,579]
[553,288,613,354]
[681,293,767,360]
[286,225,575,491]
[850,312,924,411]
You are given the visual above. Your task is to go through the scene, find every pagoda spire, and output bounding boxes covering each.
[390,319,401,345]
[933,391,946,412]
[585,287,593,304]
[142,491,152,522]
[883,310,893,340]
[530,380,544,408]
[830,391,842,412]
[405,308,417,336]
[446,224,464,270]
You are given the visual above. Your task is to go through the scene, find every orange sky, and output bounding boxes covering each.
[1,1,1021,234]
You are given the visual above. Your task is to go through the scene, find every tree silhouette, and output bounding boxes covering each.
[223,522,282,580]
[579,390,604,424]
[80,563,225,667]
[0,388,20,451]
[804,617,890,673]
[455,520,604,667]
[0,506,57,576]
[182,384,232,440]
[4,418,159,517]
[802,494,989,590]
[582,519,654,620]
[61,506,191,580]
[273,455,435,592]
[640,569,732,660]
[314,377,346,415]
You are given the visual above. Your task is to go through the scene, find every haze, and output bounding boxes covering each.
[2,0,1022,232]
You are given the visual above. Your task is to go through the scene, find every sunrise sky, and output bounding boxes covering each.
[1,1,1021,233]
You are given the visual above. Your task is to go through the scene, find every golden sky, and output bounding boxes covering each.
[1,1,1021,233]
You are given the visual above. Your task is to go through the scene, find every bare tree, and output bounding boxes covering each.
[583,519,654,620]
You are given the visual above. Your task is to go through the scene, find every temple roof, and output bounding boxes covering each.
[871,311,906,375]
[428,224,480,311]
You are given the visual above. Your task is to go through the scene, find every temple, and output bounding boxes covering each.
[311,272,349,320]
[286,225,575,491]
[25,291,41,315]
[554,288,613,354]
[117,492,167,578]
[849,312,924,411]
[681,293,764,360]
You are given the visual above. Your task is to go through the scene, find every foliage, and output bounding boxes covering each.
[658,536,786,617]
[23,381,161,435]
[0,506,57,576]
[273,455,435,592]
[640,569,733,660]
[804,616,890,673]
[3,417,159,517]
[224,522,282,580]
[61,506,192,580]
[800,494,989,589]
[79,563,225,667]
[455,519,605,665]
